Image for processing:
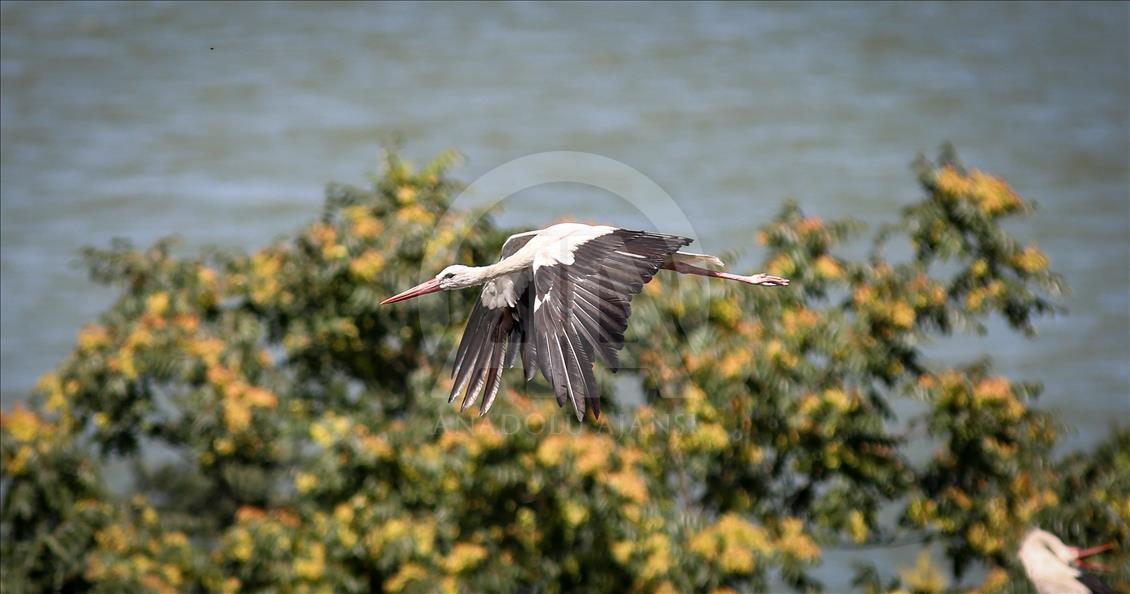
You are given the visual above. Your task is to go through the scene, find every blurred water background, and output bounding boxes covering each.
[1,1,1127,586]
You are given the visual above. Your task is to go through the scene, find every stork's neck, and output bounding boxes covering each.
[463,258,525,287]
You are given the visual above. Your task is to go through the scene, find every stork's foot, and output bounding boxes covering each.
[715,271,790,286]
[744,273,789,287]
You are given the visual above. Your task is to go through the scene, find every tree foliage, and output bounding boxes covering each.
[1,147,1126,593]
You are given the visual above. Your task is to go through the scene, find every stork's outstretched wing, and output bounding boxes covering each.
[448,290,532,415]
[448,231,538,415]
[499,230,539,259]
[531,228,691,420]
[449,226,691,420]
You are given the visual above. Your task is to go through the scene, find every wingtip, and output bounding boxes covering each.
[459,392,476,413]
[479,389,500,417]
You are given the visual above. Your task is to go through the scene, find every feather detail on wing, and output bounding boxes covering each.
[531,228,691,420]
[449,285,530,416]
[448,226,692,421]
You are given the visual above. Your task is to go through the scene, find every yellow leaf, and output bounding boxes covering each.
[146,292,170,316]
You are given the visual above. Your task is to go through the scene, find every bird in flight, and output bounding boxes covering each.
[1018,528,1116,594]
[381,223,788,420]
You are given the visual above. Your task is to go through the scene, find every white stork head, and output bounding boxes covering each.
[1021,528,1078,567]
[380,264,485,305]
[434,265,483,290]
[1019,528,1115,594]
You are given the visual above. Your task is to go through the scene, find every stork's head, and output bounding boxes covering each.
[434,265,481,290]
[1019,528,1114,577]
[380,265,481,305]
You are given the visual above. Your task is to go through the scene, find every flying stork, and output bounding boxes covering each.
[381,223,789,420]
[1018,528,1116,594]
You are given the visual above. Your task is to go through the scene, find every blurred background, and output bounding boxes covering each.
[2,2,1126,589]
[3,1,1125,446]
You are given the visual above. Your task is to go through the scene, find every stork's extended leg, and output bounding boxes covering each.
[664,261,789,286]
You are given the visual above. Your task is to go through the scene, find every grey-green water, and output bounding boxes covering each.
[2,1,1127,587]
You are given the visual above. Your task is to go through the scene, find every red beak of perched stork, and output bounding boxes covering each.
[1072,542,1116,572]
[380,277,443,305]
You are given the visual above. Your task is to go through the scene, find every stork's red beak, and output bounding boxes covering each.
[380,278,443,305]
[1073,542,1115,572]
